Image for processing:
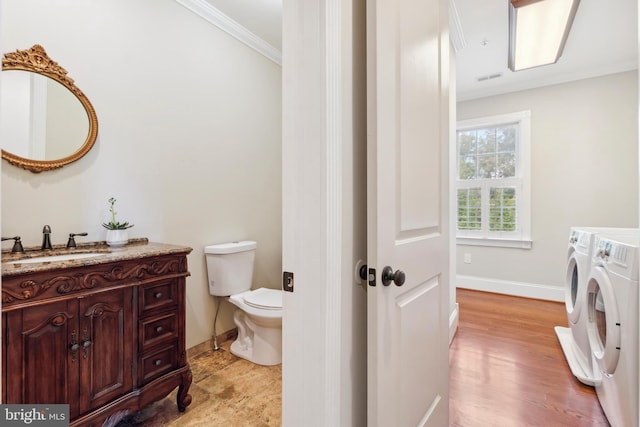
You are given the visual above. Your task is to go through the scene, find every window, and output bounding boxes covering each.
[456,111,531,248]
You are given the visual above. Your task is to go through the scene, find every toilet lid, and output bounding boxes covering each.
[243,288,282,310]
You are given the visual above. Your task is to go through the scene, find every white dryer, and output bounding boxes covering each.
[586,234,639,427]
[555,227,639,386]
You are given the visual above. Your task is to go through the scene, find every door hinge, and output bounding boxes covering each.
[283,271,294,292]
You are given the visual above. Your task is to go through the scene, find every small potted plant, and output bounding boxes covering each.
[102,197,134,247]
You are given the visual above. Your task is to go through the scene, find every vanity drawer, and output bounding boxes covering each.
[139,280,177,315]
[139,341,178,385]
[139,312,178,350]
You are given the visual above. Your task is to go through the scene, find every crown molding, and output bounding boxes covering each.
[175,0,282,66]
[449,0,466,52]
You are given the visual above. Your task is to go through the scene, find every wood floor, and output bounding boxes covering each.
[450,288,609,427]
[115,288,610,426]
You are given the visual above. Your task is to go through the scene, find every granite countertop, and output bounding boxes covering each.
[1,238,193,277]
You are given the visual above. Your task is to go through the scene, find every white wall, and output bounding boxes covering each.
[1,0,282,349]
[456,71,638,299]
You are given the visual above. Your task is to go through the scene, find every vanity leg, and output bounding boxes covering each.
[177,366,193,412]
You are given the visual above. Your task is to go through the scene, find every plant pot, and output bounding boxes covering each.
[106,229,128,247]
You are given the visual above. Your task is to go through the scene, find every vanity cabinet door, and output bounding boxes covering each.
[77,287,134,414]
[3,300,81,418]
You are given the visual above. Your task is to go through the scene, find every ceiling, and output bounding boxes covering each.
[454,0,638,101]
[200,0,637,101]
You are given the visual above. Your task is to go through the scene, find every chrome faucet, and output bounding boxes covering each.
[42,225,52,250]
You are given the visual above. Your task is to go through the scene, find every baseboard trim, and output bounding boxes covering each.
[187,328,238,359]
[457,275,564,302]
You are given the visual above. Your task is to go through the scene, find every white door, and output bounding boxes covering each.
[366,0,450,424]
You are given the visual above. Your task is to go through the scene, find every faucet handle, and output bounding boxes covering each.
[41,224,53,250]
[67,232,88,248]
[2,236,25,253]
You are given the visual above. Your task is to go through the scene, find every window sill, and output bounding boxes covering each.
[456,237,532,249]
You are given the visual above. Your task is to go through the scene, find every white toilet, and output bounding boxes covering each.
[204,240,282,366]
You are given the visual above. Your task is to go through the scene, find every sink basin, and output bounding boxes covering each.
[6,252,106,264]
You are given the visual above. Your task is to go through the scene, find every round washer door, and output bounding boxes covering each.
[565,250,581,323]
[586,265,621,375]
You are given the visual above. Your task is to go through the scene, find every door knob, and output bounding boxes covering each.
[381,266,405,286]
[358,264,368,281]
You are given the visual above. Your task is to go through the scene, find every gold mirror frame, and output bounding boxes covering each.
[1,45,98,173]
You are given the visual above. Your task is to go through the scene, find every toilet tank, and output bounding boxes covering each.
[205,241,257,296]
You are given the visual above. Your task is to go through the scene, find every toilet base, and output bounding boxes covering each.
[231,309,282,366]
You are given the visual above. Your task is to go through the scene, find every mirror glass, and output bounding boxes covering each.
[1,45,98,173]
[1,71,89,160]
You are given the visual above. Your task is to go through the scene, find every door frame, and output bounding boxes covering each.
[281,0,458,425]
[281,0,368,425]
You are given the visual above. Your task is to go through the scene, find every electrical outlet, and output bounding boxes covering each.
[464,253,471,264]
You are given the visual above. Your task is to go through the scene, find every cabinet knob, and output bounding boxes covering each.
[70,330,79,362]
[155,326,164,333]
[154,292,163,299]
[70,342,80,362]
[81,329,92,359]
[154,359,162,366]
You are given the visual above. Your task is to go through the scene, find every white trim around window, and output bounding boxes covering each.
[455,110,531,248]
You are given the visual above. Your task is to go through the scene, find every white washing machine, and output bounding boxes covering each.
[586,234,639,427]
[555,227,639,386]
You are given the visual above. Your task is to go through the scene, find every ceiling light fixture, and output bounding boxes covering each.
[508,0,580,72]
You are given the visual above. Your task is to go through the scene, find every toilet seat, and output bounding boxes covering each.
[243,288,282,310]
[229,288,283,319]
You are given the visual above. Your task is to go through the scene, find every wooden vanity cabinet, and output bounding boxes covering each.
[3,287,133,419]
[1,246,192,427]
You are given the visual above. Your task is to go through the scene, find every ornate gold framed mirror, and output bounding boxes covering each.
[1,45,98,173]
